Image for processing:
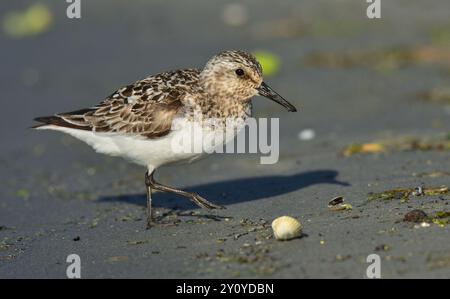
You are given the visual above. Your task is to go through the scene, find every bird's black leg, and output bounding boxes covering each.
[147,172,225,210]
[144,171,154,229]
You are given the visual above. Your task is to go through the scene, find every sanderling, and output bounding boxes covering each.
[33,50,297,228]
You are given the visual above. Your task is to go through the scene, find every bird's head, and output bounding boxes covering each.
[200,50,297,112]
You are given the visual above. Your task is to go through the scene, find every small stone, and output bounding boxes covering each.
[403,210,428,223]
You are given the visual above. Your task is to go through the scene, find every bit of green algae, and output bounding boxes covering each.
[368,186,448,202]
[343,135,450,157]
[15,189,30,200]
[429,211,450,227]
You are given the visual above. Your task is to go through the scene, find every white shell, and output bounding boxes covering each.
[271,216,302,241]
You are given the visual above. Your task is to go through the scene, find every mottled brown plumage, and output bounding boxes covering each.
[34,50,294,141]
[34,69,200,138]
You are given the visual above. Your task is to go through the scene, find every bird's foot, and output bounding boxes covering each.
[190,193,225,210]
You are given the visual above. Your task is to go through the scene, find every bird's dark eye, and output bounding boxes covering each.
[235,68,245,77]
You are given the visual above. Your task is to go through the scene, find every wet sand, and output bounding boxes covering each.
[1,0,450,278]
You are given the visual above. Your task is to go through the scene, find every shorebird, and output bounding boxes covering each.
[33,50,297,228]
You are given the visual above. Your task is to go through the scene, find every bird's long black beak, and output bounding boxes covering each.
[256,82,297,112]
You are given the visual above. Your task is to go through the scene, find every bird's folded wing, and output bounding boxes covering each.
[38,69,200,139]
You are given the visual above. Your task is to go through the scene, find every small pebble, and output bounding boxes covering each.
[298,129,316,141]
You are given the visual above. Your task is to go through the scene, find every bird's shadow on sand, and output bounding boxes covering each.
[98,170,349,210]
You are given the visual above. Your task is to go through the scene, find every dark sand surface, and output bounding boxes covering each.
[1,0,450,278]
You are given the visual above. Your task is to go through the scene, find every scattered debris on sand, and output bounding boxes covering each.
[252,50,281,77]
[200,244,279,277]
[127,240,149,246]
[419,86,450,105]
[108,256,129,263]
[429,211,450,227]
[404,209,450,227]
[298,129,316,141]
[375,244,391,252]
[368,186,448,202]
[427,253,450,270]
[342,143,385,156]
[343,134,450,157]
[414,222,431,229]
[413,171,450,178]
[403,210,428,223]
[305,46,450,71]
